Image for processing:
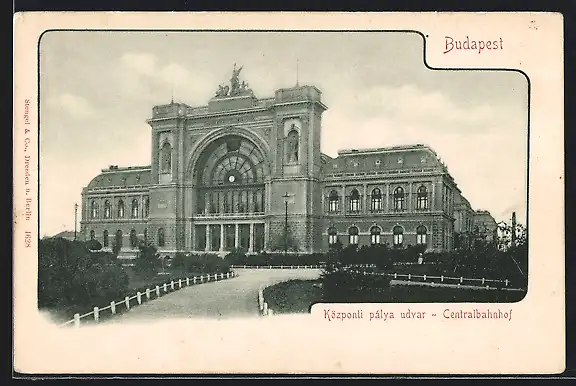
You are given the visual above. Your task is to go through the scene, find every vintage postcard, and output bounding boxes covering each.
[13,12,564,375]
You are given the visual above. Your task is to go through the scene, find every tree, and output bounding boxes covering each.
[38,237,129,309]
[269,226,300,252]
[85,239,102,252]
[135,238,159,274]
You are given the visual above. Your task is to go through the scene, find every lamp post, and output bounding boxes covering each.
[282,192,290,257]
[74,203,78,241]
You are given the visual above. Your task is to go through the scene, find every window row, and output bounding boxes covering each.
[327,225,428,247]
[327,186,430,213]
[197,189,265,215]
[90,198,150,219]
[89,227,166,249]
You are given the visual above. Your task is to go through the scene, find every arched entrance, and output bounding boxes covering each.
[192,134,267,253]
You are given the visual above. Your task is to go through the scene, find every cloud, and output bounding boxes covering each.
[333,83,520,132]
[47,93,94,119]
[119,52,158,76]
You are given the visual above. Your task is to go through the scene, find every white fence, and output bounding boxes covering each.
[339,268,524,291]
[61,271,238,327]
[231,264,324,269]
[257,286,274,317]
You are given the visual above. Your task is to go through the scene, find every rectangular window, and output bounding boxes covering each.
[417,234,427,245]
[349,235,358,245]
[329,235,338,245]
[329,200,339,212]
[371,234,380,245]
[210,225,221,251]
[393,234,403,246]
[254,223,265,251]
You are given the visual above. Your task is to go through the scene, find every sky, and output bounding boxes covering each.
[39,31,528,237]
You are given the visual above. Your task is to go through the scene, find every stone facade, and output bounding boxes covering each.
[80,69,491,257]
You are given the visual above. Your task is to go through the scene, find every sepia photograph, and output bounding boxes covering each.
[13,12,564,375]
[37,30,528,327]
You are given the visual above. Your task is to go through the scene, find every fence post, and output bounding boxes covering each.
[110,301,116,315]
[505,279,509,287]
[137,292,142,305]
[179,279,182,288]
[125,296,130,310]
[460,277,463,284]
[221,273,224,279]
[74,313,80,327]
[263,302,268,315]
[193,277,197,284]
[258,288,264,310]
[171,280,175,290]
[394,273,397,279]
[146,288,150,300]
[186,278,190,286]
[164,283,168,292]
[227,272,230,279]
[200,275,204,283]
[423,274,427,281]
[94,306,99,322]
[268,308,274,316]
[156,285,160,297]
[482,278,485,285]
[408,274,411,280]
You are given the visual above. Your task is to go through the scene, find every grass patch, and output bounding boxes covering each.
[263,279,323,314]
[388,284,526,303]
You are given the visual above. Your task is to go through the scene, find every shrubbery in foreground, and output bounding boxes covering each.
[171,252,231,274]
[38,237,128,308]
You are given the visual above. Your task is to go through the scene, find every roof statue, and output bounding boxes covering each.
[214,63,253,98]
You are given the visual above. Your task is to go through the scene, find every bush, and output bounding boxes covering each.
[320,269,392,303]
[38,237,130,309]
[175,253,230,274]
[134,239,160,274]
[224,248,248,265]
[85,239,102,251]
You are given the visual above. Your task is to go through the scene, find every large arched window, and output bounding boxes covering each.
[161,142,172,174]
[393,226,404,247]
[131,199,139,218]
[157,228,165,247]
[370,226,381,245]
[370,188,382,211]
[348,226,359,245]
[417,186,428,210]
[130,229,138,248]
[91,200,99,219]
[90,230,95,241]
[117,199,125,218]
[328,190,339,213]
[416,225,427,245]
[104,200,111,219]
[393,187,405,211]
[349,189,361,213]
[328,226,338,245]
[195,136,267,216]
[103,230,109,247]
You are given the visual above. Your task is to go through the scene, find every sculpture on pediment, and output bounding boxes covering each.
[215,84,229,98]
[214,63,254,98]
